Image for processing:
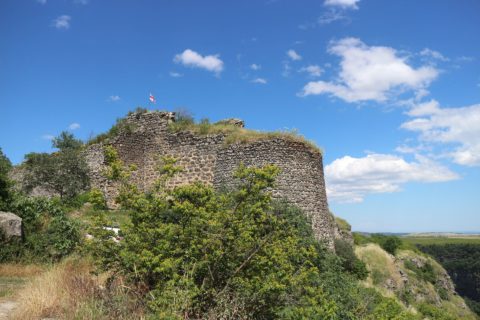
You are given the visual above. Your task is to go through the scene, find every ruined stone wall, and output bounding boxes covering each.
[85,111,335,247]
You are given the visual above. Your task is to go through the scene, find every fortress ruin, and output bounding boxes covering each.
[85,110,338,248]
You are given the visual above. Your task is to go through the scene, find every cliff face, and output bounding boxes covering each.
[85,110,336,248]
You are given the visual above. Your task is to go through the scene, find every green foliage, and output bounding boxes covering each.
[334,239,369,280]
[417,303,457,320]
[357,233,403,256]
[335,216,351,232]
[88,188,107,210]
[416,243,480,316]
[353,232,370,245]
[23,131,90,199]
[53,131,83,150]
[0,147,12,210]
[0,194,81,263]
[87,149,415,319]
[87,107,148,145]
[404,260,436,284]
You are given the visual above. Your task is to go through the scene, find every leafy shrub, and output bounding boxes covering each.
[86,147,415,319]
[417,303,457,320]
[88,188,107,210]
[404,260,436,284]
[334,239,369,280]
[0,147,12,210]
[0,195,81,263]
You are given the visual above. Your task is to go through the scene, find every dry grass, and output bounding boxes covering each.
[169,120,323,154]
[10,258,147,320]
[355,243,404,295]
[0,264,45,278]
[10,259,100,320]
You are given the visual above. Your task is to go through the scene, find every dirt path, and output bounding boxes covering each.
[0,300,17,320]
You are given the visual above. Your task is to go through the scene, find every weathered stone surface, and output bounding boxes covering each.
[85,110,336,248]
[0,211,22,239]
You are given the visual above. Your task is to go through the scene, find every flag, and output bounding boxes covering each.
[149,93,156,104]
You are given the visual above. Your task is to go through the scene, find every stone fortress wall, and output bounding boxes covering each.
[85,110,338,248]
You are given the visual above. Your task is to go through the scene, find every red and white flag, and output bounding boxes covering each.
[149,93,156,104]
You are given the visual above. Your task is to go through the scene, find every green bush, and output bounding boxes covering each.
[334,239,369,280]
[86,147,415,319]
[417,303,456,320]
[0,195,81,263]
[0,147,12,210]
[404,260,436,284]
[88,188,107,210]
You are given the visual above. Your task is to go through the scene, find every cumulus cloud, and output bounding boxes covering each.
[68,123,80,130]
[325,153,458,203]
[52,15,71,30]
[251,78,267,84]
[108,95,121,102]
[299,65,323,77]
[402,101,480,166]
[250,63,261,70]
[174,49,224,74]
[300,38,438,102]
[324,0,360,9]
[287,49,302,61]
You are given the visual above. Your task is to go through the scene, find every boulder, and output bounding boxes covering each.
[0,212,22,239]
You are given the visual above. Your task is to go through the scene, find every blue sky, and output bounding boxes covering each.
[1,0,479,232]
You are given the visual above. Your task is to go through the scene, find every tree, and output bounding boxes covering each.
[0,147,12,210]
[23,131,89,199]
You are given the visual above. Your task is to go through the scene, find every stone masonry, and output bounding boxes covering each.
[85,110,337,248]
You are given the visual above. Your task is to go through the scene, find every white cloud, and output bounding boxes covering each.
[318,9,348,24]
[42,134,55,140]
[325,153,458,203]
[52,15,71,30]
[299,65,323,77]
[169,71,183,78]
[250,63,261,71]
[402,102,480,166]
[108,95,121,102]
[251,78,267,84]
[324,0,360,9]
[300,38,438,102]
[406,99,441,117]
[420,48,449,62]
[174,49,224,74]
[287,49,302,61]
[68,123,80,130]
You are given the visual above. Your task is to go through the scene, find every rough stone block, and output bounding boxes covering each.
[0,211,22,239]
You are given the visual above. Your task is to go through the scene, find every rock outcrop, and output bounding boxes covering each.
[0,211,22,240]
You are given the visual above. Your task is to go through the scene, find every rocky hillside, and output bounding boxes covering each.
[356,243,478,319]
